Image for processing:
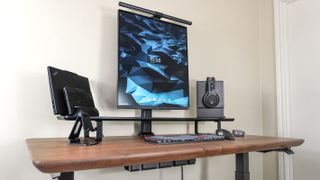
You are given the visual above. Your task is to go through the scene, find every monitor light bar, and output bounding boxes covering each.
[119,2,192,25]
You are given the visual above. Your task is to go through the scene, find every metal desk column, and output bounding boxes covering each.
[235,153,250,180]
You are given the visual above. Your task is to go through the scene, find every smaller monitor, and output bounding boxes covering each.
[63,86,98,116]
[47,66,93,116]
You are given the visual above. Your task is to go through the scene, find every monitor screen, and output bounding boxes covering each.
[117,10,189,109]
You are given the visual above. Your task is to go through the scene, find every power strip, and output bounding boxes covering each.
[124,159,196,172]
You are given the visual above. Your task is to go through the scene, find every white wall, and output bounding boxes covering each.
[285,0,320,179]
[0,0,273,179]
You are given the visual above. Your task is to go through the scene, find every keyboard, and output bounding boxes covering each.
[144,134,225,144]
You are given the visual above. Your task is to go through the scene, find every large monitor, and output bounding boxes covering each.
[117,10,190,110]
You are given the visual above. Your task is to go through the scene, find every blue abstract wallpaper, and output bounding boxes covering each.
[118,10,189,108]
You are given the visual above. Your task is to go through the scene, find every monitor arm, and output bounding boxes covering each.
[68,107,103,146]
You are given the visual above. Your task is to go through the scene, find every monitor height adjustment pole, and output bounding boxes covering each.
[138,109,155,136]
[134,8,164,136]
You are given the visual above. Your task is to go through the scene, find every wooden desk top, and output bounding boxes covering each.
[26,135,304,173]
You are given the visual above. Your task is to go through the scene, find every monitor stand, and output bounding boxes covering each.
[68,107,103,146]
[138,109,155,136]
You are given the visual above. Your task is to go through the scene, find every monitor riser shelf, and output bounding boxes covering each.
[58,109,234,145]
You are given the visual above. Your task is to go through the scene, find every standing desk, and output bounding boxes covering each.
[26,135,303,180]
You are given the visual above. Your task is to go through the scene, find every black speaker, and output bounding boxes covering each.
[197,77,224,118]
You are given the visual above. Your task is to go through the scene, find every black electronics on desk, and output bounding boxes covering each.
[47,66,102,145]
[117,7,192,136]
[63,86,98,116]
[197,77,224,118]
[117,10,190,110]
[48,66,93,116]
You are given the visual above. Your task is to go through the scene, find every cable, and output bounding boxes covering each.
[181,166,184,180]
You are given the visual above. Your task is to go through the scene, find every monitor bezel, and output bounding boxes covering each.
[117,9,190,110]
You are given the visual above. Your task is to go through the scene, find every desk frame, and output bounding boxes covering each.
[236,153,250,180]
[56,153,250,180]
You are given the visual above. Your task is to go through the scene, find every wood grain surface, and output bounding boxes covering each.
[26,135,304,173]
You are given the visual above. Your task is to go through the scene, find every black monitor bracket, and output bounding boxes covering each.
[138,109,155,136]
[68,107,103,146]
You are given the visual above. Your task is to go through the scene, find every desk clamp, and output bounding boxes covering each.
[68,107,103,146]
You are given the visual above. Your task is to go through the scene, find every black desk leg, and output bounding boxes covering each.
[235,153,250,180]
[58,172,74,180]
